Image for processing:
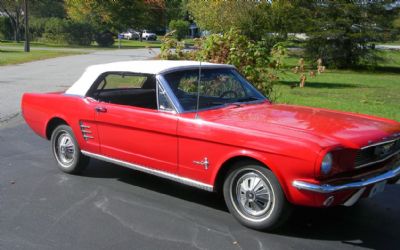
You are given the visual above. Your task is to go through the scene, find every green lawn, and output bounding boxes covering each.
[0,49,85,66]
[275,50,400,121]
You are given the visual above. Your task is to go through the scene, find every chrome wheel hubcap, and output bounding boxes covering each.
[55,132,75,168]
[234,172,273,217]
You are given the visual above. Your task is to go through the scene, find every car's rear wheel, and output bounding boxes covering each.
[51,125,89,174]
[223,162,292,231]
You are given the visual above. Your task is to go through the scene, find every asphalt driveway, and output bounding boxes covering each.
[0,118,399,250]
[0,49,399,249]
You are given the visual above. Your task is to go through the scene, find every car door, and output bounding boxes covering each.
[90,72,178,174]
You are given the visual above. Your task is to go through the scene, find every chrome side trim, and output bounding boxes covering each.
[81,150,214,192]
[355,149,400,169]
[292,165,400,193]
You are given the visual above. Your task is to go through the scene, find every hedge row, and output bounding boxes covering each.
[1,17,114,47]
[31,18,94,46]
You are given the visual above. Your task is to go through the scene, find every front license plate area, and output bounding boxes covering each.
[368,181,387,198]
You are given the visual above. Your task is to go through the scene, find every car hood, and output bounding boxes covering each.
[200,103,400,149]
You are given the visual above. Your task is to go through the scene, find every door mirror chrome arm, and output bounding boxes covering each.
[95,107,107,113]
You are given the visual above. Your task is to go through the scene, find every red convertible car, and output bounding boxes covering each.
[22,60,400,230]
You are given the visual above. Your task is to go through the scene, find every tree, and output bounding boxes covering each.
[30,0,66,18]
[65,0,147,32]
[186,0,310,40]
[0,0,25,41]
[186,0,256,35]
[169,19,189,40]
[166,0,187,21]
[304,0,394,68]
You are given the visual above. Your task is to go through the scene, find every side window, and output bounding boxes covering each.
[98,74,147,90]
[92,72,158,110]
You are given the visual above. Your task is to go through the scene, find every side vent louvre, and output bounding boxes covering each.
[79,121,94,141]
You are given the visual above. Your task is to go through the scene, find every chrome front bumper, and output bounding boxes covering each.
[293,165,400,194]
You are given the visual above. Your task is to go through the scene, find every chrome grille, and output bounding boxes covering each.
[355,138,400,168]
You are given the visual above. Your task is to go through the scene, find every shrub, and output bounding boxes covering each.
[305,36,379,69]
[41,18,69,44]
[0,16,12,40]
[168,20,189,41]
[159,31,187,60]
[65,21,93,46]
[29,18,47,41]
[160,29,279,98]
[95,31,114,47]
[35,18,93,46]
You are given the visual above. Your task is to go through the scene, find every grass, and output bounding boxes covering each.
[0,39,162,49]
[275,50,400,121]
[0,49,86,66]
[0,39,160,66]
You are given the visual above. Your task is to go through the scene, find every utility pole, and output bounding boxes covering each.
[24,0,30,52]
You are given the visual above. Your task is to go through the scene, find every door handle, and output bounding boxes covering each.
[95,107,107,113]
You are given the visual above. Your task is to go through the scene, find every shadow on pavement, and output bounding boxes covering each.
[83,159,227,211]
[82,158,399,250]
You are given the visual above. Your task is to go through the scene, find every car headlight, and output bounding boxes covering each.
[321,153,333,175]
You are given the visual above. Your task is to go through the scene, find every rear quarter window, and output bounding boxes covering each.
[102,74,147,89]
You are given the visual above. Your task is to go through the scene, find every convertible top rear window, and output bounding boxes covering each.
[163,68,265,112]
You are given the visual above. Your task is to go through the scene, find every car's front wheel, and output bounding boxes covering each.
[223,162,292,231]
[51,125,89,174]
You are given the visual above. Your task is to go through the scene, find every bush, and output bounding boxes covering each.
[36,18,93,46]
[168,20,189,41]
[29,18,47,41]
[0,16,12,40]
[305,36,379,69]
[95,31,114,47]
[40,17,69,44]
[160,29,279,98]
[65,22,93,46]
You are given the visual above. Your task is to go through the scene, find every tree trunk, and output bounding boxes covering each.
[8,17,18,42]
[16,8,20,42]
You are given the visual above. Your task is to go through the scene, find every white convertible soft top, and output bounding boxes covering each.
[66,60,232,96]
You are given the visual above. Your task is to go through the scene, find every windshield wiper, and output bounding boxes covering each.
[235,96,260,102]
[225,97,263,108]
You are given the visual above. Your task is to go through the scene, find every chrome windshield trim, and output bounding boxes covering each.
[156,79,178,114]
[355,149,400,169]
[156,75,184,113]
[292,165,400,193]
[81,150,214,192]
[178,100,268,114]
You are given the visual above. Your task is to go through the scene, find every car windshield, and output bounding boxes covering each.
[163,68,266,112]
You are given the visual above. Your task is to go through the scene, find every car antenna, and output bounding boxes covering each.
[195,60,202,119]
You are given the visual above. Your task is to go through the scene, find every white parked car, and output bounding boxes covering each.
[120,30,140,40]
[142,30,157,41]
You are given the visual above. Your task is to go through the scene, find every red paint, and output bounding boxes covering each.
[21,92,400,207]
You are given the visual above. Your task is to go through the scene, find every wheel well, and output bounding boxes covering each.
[214,156,268,194]
[46,117,68,140]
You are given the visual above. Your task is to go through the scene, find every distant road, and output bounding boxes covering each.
[0,48,159,124]
[375,44,400,50]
